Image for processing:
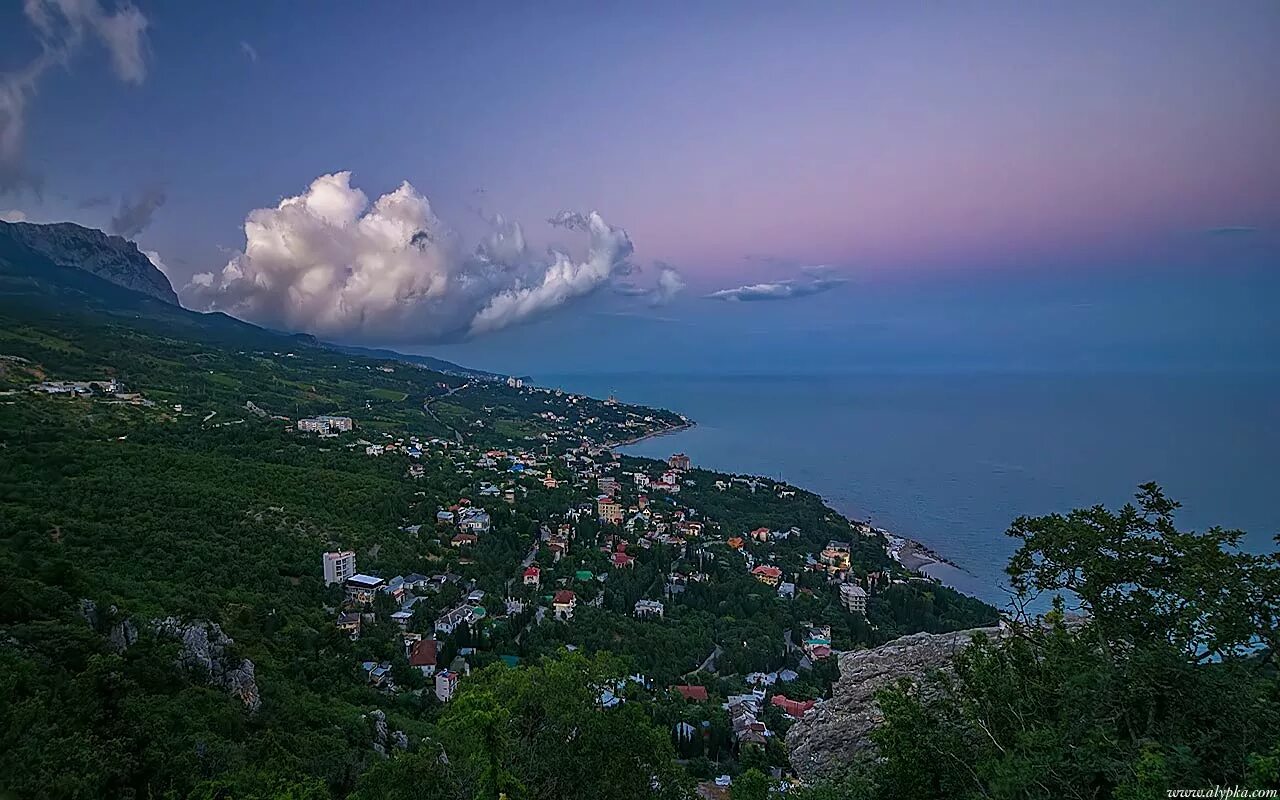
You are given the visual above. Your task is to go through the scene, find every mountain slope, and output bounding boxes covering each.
[0,220,179,304]
[0,220,501,381]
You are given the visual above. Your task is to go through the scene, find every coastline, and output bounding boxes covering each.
[609,417,988,599]
[605,418,695,449]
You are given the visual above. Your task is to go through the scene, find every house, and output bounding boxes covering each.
[523,565,541,587]
[777,581,797,599]
[323,550,356,585]
[804,625,833,660]
[451,532,478,547]
[435,669,459,702]
[553,590,577,621]
[596,494,623,525]
[436,510,455,524]
[727,537,744,550]
[345,574,385,605]
[458,508,492,534]
[840,583,868,614]
[408,639,439,676]
[381,575,408,604]
[634,599,664,618]
[612,551,635,569]
[770,694,817,719]
[819,541,852,572]
[336,611,362,638]
[542,474,559,489]
[674,685,709,703]
[668,453,691,471]
[598,476,619,496]
[751,565,783,587]
[749,527,771,543]
[362,661,392,688]
[435,604,476,635]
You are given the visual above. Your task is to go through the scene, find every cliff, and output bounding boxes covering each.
[786,625,1005,779]
[0,220,179,304]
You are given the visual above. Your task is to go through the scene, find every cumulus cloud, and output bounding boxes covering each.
[706,268,846,302]
[109,184,166,237]
[611,261,686,306]
[1,0,149,194]
[182,172,642,343]
[1,209,29,222]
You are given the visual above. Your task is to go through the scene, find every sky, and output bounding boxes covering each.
[1,1,1277,369]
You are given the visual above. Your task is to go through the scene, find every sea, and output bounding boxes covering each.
[535,371,1280,609]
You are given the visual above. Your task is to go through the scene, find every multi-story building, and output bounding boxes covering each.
[297,415,354,434]
[435,669,459,702]
[597,495,623,525]
[840,582,868,614]
[344,574,385,605]
[323,550,356,585]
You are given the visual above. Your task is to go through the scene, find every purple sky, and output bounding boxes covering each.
[1,1,1277,348]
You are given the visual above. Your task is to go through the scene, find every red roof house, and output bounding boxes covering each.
[674,685,709,702]
[771,694,816,719]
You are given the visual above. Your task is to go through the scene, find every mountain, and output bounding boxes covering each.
[327,342,503,380]
[0,220,179,304]
[0,219,498,380]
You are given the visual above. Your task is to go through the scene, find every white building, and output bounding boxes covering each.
[840,583,868,615]
[298,415,354,434]
[323,550,356,585]
[435,669,459,702]
[634,599,665,618]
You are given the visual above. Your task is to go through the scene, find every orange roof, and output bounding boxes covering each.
[674,685,709,702]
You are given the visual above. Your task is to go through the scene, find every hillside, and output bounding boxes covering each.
[0,225,999,799]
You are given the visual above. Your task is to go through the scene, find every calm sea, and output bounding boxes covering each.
[536,371,1280,608]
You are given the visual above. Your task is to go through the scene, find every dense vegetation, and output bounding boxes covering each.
[797,485,1280,798]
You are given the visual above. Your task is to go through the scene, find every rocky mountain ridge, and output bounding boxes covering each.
[0,220,178,304]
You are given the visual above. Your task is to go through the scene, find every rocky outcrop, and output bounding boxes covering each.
[154,618,261,712]
[786,626,1005,779]
[368,709,410,757]
[108,617,139,653]
[0,220,178,304]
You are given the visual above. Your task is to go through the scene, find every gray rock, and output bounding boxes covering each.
[79,598,99,628]
[391,730,409,751]
[153,617,262,712]
[108,618,138,653]
[0,220,178,304]
[786,626,1005,779]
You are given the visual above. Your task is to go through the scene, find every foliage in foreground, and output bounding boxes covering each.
[803,484,1280,799]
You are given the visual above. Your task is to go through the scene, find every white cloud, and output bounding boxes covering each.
[240,41,259,63]
[183,172,641,343]
[706,269,846,302]
[1,0,149,194]
[1,209,28,222]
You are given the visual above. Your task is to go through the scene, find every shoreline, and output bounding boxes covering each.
[610,417,987,599]
[605,419,695,449]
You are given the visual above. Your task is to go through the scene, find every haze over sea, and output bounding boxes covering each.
[423,266,1280,609]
